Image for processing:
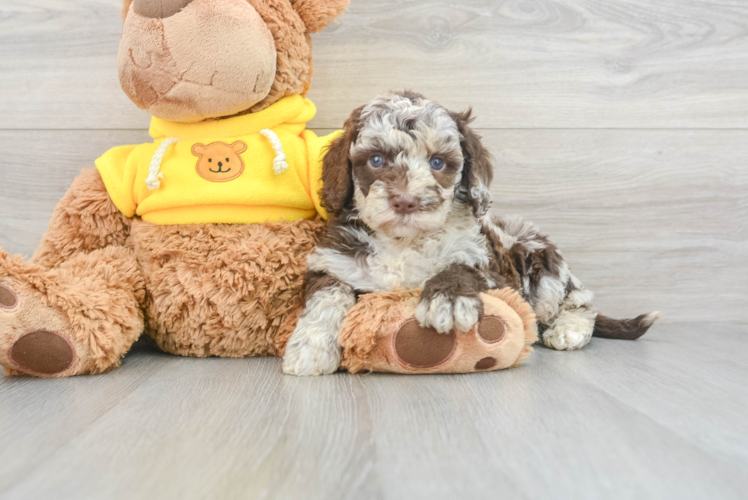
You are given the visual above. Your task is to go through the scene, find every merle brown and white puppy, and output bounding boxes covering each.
[282,91,659,376]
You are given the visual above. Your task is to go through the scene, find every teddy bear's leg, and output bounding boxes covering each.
[0,168,144,377]
[0,246,145,377]
[338,289,538,374]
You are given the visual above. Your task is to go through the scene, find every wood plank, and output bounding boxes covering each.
[556,322,748,465]
[2,0,748,130]
[0,129,150,257]
[0,352,380,499]
[481,128,748,323]
[0,0,148,130]
[356,342,747,499]
[1,326,746,499]
[1,129,744,322]
[0,341,170,491]
[310,0,748,129]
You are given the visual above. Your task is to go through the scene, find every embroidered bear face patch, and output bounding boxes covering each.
[192,141,247,182]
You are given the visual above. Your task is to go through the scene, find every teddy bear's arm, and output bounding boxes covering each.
[32,168,133,269]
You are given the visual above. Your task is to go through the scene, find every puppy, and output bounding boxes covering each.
[283,91,658,376]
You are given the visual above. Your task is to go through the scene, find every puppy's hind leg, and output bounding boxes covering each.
[528,266,596,350]
[282,274,356,376]
[494,217,597,350]
[534,272,660,349]
[492,216,658,350]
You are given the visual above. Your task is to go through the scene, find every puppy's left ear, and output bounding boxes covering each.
[292,0,350,34]
[450,109,493,218]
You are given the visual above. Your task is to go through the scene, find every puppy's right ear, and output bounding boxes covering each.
[450,109,494,218]
[321,105,364,215]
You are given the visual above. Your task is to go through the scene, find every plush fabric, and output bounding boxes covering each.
[119,0,278,122]
[130,216,325,357]
[131,0,195,18]
[291,0,350,34]
[96,96,339,224]
[337,288,538,374]
[118,0,351,121]
[0,0,349,377]
[0,243,146,377]
[0,167,325,376]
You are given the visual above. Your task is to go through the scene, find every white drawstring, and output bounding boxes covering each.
[260,129,289,175]
[146,137,180,190]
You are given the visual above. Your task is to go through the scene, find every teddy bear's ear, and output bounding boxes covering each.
[230,141,248,154]
[191,143,206,156]
[292,0,350,34]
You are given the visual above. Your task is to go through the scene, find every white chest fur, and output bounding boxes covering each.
[308,216,490,292]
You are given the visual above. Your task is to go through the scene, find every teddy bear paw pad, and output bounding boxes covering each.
[393,319,456,369]
[477,316,506,343]
[474,356,498,370]
[9,330,75,376]
[0,281,80,376]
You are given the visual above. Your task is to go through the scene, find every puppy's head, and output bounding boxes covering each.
[322,91,493,237]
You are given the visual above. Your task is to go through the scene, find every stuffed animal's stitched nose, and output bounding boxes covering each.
[133,0,194,18]
[391,195,419,215]
[218,161,223,167]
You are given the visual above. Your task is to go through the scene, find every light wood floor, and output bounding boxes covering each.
[1,324,747,499]
[1,0,747,498]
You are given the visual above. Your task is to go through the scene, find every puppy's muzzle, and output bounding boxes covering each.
[390,194,420,215]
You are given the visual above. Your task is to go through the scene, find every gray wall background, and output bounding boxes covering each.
[1,0,746,323]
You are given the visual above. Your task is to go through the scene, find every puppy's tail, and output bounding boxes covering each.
[592,311,661,340]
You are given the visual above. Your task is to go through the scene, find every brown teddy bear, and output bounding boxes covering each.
[0,0,350,377]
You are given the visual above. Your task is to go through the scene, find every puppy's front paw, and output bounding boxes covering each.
[415,294,482,333]
[282,328,341,376]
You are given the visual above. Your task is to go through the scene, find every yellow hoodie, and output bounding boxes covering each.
[96,95,340,225]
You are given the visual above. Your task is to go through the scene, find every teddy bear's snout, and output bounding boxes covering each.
[120,0,278,122]
[133,0,194,19]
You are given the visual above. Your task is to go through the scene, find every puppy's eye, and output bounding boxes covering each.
[429,158,444,170]
[226,158,229,162]
[208,158,212,163]
[370,155,384,168]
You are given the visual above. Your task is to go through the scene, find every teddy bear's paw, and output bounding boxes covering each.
[415,294,482,334]
[541,309,595,351]
[0,282,79,377]
[282,328,342,376]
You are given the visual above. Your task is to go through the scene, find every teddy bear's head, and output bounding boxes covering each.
[119,0,349,123]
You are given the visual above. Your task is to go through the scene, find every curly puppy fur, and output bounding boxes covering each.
[283,91,659,375]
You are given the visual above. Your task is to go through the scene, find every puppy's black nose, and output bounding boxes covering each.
[391,195,419,215]
[218,161,223,167]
